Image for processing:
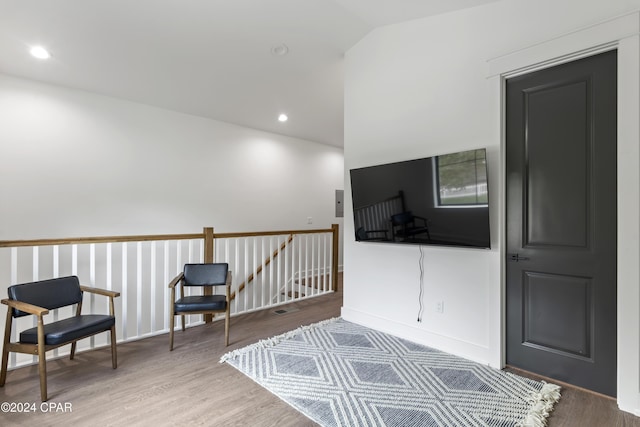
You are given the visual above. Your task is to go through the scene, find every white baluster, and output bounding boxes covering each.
[151,241,157,333]
[121,242,128,340]
[136,242,142,337]
[90,243,96,348]
[163,241,170,331]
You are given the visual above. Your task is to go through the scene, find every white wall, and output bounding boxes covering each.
[343,0,640,413]
[0,74,344,261]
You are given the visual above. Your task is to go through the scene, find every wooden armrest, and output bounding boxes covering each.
[1,298,49,316]
[80,286,120,298]
[168,272,184,289]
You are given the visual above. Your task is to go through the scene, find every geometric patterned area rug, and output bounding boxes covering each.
[221,318,561,427]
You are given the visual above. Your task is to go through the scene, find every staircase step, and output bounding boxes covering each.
[283,291,305,298]
[294,276,328,289]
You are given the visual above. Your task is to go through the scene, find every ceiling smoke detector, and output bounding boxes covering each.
[271,44,289,56]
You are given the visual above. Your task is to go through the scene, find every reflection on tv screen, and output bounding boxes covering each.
[350,149,490,249]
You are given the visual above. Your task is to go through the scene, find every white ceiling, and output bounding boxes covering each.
[0,0,500,147]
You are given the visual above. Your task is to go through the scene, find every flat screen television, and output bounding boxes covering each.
[350,148,490,249]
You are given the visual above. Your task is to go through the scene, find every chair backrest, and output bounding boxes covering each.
[391,211,414,226]
[7,276,83,318]
[183,263,228,287]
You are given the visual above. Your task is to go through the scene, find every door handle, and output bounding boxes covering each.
[508,253,530,262]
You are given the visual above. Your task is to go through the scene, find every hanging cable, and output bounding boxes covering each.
[417,245,425,322]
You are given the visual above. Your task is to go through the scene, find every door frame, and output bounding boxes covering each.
[487,11,640,414]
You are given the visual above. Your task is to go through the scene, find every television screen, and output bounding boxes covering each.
[350,148,490,249]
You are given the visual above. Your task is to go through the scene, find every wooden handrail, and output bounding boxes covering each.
[353,191,404,212]
[229,234,294,302]
[0,233,204,248]
[0,227,335,248]
[213,228,333,239]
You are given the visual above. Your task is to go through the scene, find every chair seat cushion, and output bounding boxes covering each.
[20,315,115,346]
[175,295,227,313]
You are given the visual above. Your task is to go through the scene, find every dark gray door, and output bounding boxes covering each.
[506,50,617,397]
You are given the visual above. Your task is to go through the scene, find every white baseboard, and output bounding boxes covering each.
[340,306,497,368]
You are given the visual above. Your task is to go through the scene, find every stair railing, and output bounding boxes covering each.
[0,224,339,370]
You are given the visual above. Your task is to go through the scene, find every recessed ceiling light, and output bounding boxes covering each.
[278,114,288,122]
[29,45,50,59]
[271,44,289,56]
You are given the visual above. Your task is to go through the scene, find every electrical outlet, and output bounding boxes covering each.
[436,301,445,314]
[307,217,313,224]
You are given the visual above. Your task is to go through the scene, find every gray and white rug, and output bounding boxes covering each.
[221,318,560,427]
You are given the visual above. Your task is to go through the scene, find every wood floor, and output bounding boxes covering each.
[0,273,637,426]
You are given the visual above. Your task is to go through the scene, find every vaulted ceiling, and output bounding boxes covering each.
[0,0,501,147]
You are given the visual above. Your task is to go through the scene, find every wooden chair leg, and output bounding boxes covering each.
[110,326,117,369]
[181,315,186,332]
[70,342,77,360]
[1,310,12,387]
[36,318,47,402]
[169,315,175,351]
[225,309,230,347]
[0,346,8,387]
[38,348,47,402]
